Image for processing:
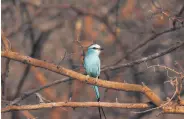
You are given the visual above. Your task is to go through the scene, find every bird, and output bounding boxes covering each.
[84,44,103,101]
[84,44,106,119]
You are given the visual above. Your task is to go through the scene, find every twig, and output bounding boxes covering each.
[35,93,51,103]
[173,5,184,27]
[151,0,184,27]
[146,64,182,75]
[10,77,70,105]
[111,26,184,65]
[1,30,11,51]
[1,59,11,97]
[102,41,184,70]
[175,61,184,73]
[58,50,67,65]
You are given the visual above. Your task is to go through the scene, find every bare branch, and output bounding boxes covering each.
[112,26,184,65]
[151,0,184,27]
[1,51,162,106]
[2,101,184,114]
[102,41,184,70]
[1,102,151,113]
[1,30,11,51]
[10,77,70,105]
[1,59,10,97]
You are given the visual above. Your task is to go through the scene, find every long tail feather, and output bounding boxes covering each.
[100,107,107,119]
[93,85,100,100]
[93,81,106,119]
[97,98,106,119]
[98,106,102,119]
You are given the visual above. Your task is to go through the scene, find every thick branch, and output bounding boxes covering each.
[1,51,162,106]
[2,101,184,114]
[1,102,150,113]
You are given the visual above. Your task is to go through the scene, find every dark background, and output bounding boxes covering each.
[1,0,184,119]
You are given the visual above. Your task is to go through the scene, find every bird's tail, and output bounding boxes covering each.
[98,107,102,119]
[93,86,106,119]
[93,85,100,100]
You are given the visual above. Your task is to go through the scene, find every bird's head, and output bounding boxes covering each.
[87,44,103,55]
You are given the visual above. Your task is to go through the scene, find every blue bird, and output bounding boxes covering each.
[84,44,103,101]
[84,44,106,119]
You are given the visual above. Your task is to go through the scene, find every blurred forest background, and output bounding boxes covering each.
[1,0,184,119]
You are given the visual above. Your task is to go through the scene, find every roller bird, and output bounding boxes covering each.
[84,44,106,119]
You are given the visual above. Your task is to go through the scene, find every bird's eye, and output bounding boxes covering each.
[92,47,97,49]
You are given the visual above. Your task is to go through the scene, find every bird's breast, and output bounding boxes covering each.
[84,55,100,78]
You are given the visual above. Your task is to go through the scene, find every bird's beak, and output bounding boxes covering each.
[100,48,104,51]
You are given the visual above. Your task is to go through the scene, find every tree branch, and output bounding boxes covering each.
[2,101,184,114]
[1,51,162,106]
[102,41,184,70]
[10,77,71,105]
[126,26,184,57]
[1,102,149,113]
[1,30,11,51]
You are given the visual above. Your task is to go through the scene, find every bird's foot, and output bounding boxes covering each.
[85,75,90,81]
[97,98,100,102]
[95,77,98,83]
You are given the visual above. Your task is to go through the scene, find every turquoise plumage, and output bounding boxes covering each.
[84,44,102,101]
[84,44,106,119]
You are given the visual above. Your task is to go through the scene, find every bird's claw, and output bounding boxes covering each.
[95,77,98,83]
[97,98,100,102]
[86,75,90,81]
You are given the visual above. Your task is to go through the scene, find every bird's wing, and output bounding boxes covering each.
[83,55,89,73]
[97,57,101,77]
